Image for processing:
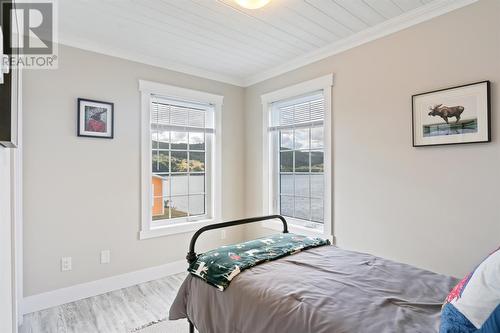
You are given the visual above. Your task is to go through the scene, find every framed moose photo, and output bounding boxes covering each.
[412,81,490,147]
[78,98,114,139]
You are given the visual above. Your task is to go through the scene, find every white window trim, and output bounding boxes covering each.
[261,74,334,242]
[139,80,223,239]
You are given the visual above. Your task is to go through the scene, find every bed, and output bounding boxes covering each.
[169,215,458,333]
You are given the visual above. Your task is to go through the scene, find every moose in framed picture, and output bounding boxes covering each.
[412,81,490,147]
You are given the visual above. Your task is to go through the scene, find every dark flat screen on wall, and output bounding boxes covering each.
[0,0,19,148]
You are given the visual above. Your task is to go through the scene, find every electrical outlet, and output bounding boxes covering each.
[100,250,110,264]
[61,257,72,271]
[220,230,226,240]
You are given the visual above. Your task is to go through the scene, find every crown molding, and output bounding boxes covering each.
[241,0,478,87]
[58,34,246,87]
[58,0,477,88]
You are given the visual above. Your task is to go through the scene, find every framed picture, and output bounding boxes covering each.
[412,81,490,147]
[78,98,114,138]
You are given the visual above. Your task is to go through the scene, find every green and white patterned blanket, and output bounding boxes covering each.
[188,233,330,291]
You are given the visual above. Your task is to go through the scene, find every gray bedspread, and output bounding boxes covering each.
[169,245,457,333]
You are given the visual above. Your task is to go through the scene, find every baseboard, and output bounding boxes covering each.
[21,260,187,315]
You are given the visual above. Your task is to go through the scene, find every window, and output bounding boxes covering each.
[151,98,212,224]
[271,94,325,227]
[140,80,222,239]
[262,75,333,238]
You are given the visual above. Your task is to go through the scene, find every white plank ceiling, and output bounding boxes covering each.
[58,0,475,86]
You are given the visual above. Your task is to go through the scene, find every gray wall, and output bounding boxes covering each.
[244,0,500,278]
[23,45,246,296]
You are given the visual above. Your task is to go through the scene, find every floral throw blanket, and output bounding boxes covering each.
[188,233,330,291]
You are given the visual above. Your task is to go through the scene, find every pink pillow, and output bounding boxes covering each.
[444,247,500,329]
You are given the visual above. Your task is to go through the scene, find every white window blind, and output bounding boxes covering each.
[270,92,324,130]
[151,96,214,132]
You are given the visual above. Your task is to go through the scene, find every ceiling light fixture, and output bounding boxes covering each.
[234,0,270,10]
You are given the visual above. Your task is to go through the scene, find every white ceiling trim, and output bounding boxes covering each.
[242,0,478,87]
[58,33,247,87]
[59,0,477,88]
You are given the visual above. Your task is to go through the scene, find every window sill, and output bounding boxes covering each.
[139,218,219,240]
[262,219,334,243]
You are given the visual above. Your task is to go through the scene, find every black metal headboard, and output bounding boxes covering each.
[186,215,288,264]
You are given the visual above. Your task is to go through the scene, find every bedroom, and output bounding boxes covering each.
[0,0,499,332]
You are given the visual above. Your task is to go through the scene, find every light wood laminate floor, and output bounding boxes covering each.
[20,272,187,333]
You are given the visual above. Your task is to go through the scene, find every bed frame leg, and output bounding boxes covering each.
[188,319,194,333]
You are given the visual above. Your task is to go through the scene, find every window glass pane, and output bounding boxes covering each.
[189,132,205,151]
[311,151,324,172]
[310,174,323,198]
[171,151,188,172]
[294,174,310,197]
[294,197,310,220]
[280,151,293,172]
[170,106,189,127]
[152,174,170,198]
[171,174,188,196]
[189,152,205,172]
[152,197,170,221]
[294,101,311,124]
[158,151,170,172]
[279,105,294,126]
[295,151,310,172]
[152,103,169,125]
[158,130,170,149]
[189,195,205,216]
[280,174,293,195]
[189,174,205,193]
[189,110,205,128]
[170,196,188,218]
[294,128,310,150]
[151,131,159,149]
[171,132,188,150]
[152,150,159,173]
[310,99,324,121]
[280,130,293,151]
[280,195,294,217]
[311,198,324,223]
[311,127,323,149]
